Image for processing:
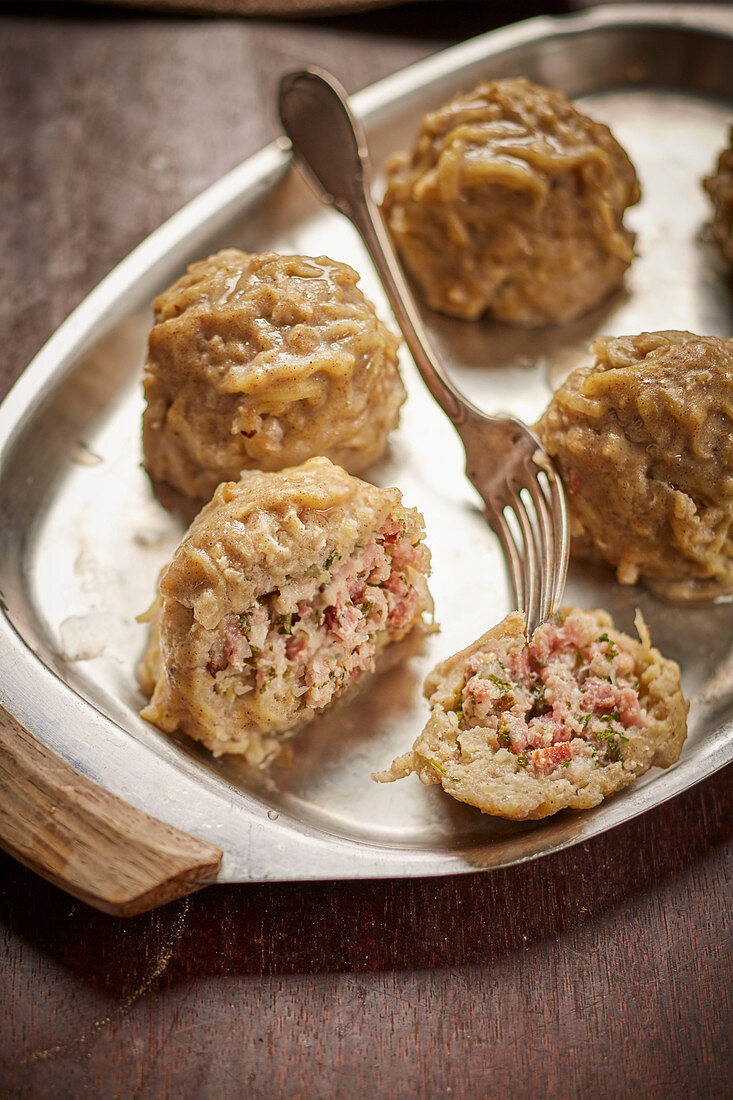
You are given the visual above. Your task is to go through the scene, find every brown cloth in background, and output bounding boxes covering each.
[78,0,443,16]
[34,0,706,22]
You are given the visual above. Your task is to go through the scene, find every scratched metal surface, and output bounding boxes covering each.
[0,5,731,882]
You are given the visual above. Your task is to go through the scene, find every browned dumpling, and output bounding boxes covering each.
[704,126,733,267]
[139,457,433,763]
[375,608,687,821]
[382,77,640,326]
[537,331,733,600]
[143,250,405,503]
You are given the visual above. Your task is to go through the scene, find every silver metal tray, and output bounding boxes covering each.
[1,3,732,885]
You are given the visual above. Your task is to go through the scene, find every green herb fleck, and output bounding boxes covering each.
[430,759,448,777]
[561,759,571,768]
[599,632,619,661]
[530,680,549,717]
[497,720,512,749]
[487,674,515,709]
[276,612,293,635]
[604,739,622,762]
[238,612,251,636]
[582,713,592,730]
[595,716,629,763]
[517,751,529,769]
[323,549,339,570]
[362,601,373,616]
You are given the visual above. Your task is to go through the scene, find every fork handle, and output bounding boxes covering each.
[279,68,474,428]
[353,192,471,424]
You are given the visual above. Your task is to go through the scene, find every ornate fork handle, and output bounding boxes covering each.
[280,68,479,429]
[278,67,569,632]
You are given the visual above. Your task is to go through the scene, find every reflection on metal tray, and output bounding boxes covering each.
[0,4,731,884]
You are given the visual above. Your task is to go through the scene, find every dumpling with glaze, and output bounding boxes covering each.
[382,77,640,326]
[143,249,405,504]
[536,330,733,601]
[704,126,733,268]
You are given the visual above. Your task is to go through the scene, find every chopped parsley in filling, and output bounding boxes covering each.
[454,617,646,776]
[209,514,428,712]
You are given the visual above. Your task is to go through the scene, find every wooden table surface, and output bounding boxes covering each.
[1,3,732,1097]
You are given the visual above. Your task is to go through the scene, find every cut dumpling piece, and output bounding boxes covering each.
[138,457,433,763]
[704,126,733,267]
[143,249,405,503]
[536,330,733,601]
[382,77,640,325]
[375,608,687,821]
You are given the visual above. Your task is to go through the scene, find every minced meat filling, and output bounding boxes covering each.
[455,617,646,777]
[374,606,687,820]
[209,514,428,712]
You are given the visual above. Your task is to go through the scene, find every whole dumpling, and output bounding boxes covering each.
[536,330,733,600]
[382,77,640,326]
[138,456,433,763]
[142,250,405,503]
[704,126,733,267]
[375,608,687,821]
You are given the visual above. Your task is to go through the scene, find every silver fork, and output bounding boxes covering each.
[278,68,569,635]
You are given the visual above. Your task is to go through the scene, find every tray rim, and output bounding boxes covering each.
[0,2,732,886]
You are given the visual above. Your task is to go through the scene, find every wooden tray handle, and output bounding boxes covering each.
[0,705,222,916]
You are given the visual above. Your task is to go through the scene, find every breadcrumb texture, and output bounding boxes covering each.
[143,249,405,502]
[537,330,733,600]
[374,608,687,821]
[381,77,640,326]
[704,126,733,267]
[138,457,432,762]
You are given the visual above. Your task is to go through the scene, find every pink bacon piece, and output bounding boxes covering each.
[214,513,427,715]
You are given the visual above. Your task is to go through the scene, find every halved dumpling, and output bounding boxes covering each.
[138,456,433,763]
[375,607,687,820]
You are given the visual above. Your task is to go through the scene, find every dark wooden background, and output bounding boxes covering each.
[1,3,732,1097]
